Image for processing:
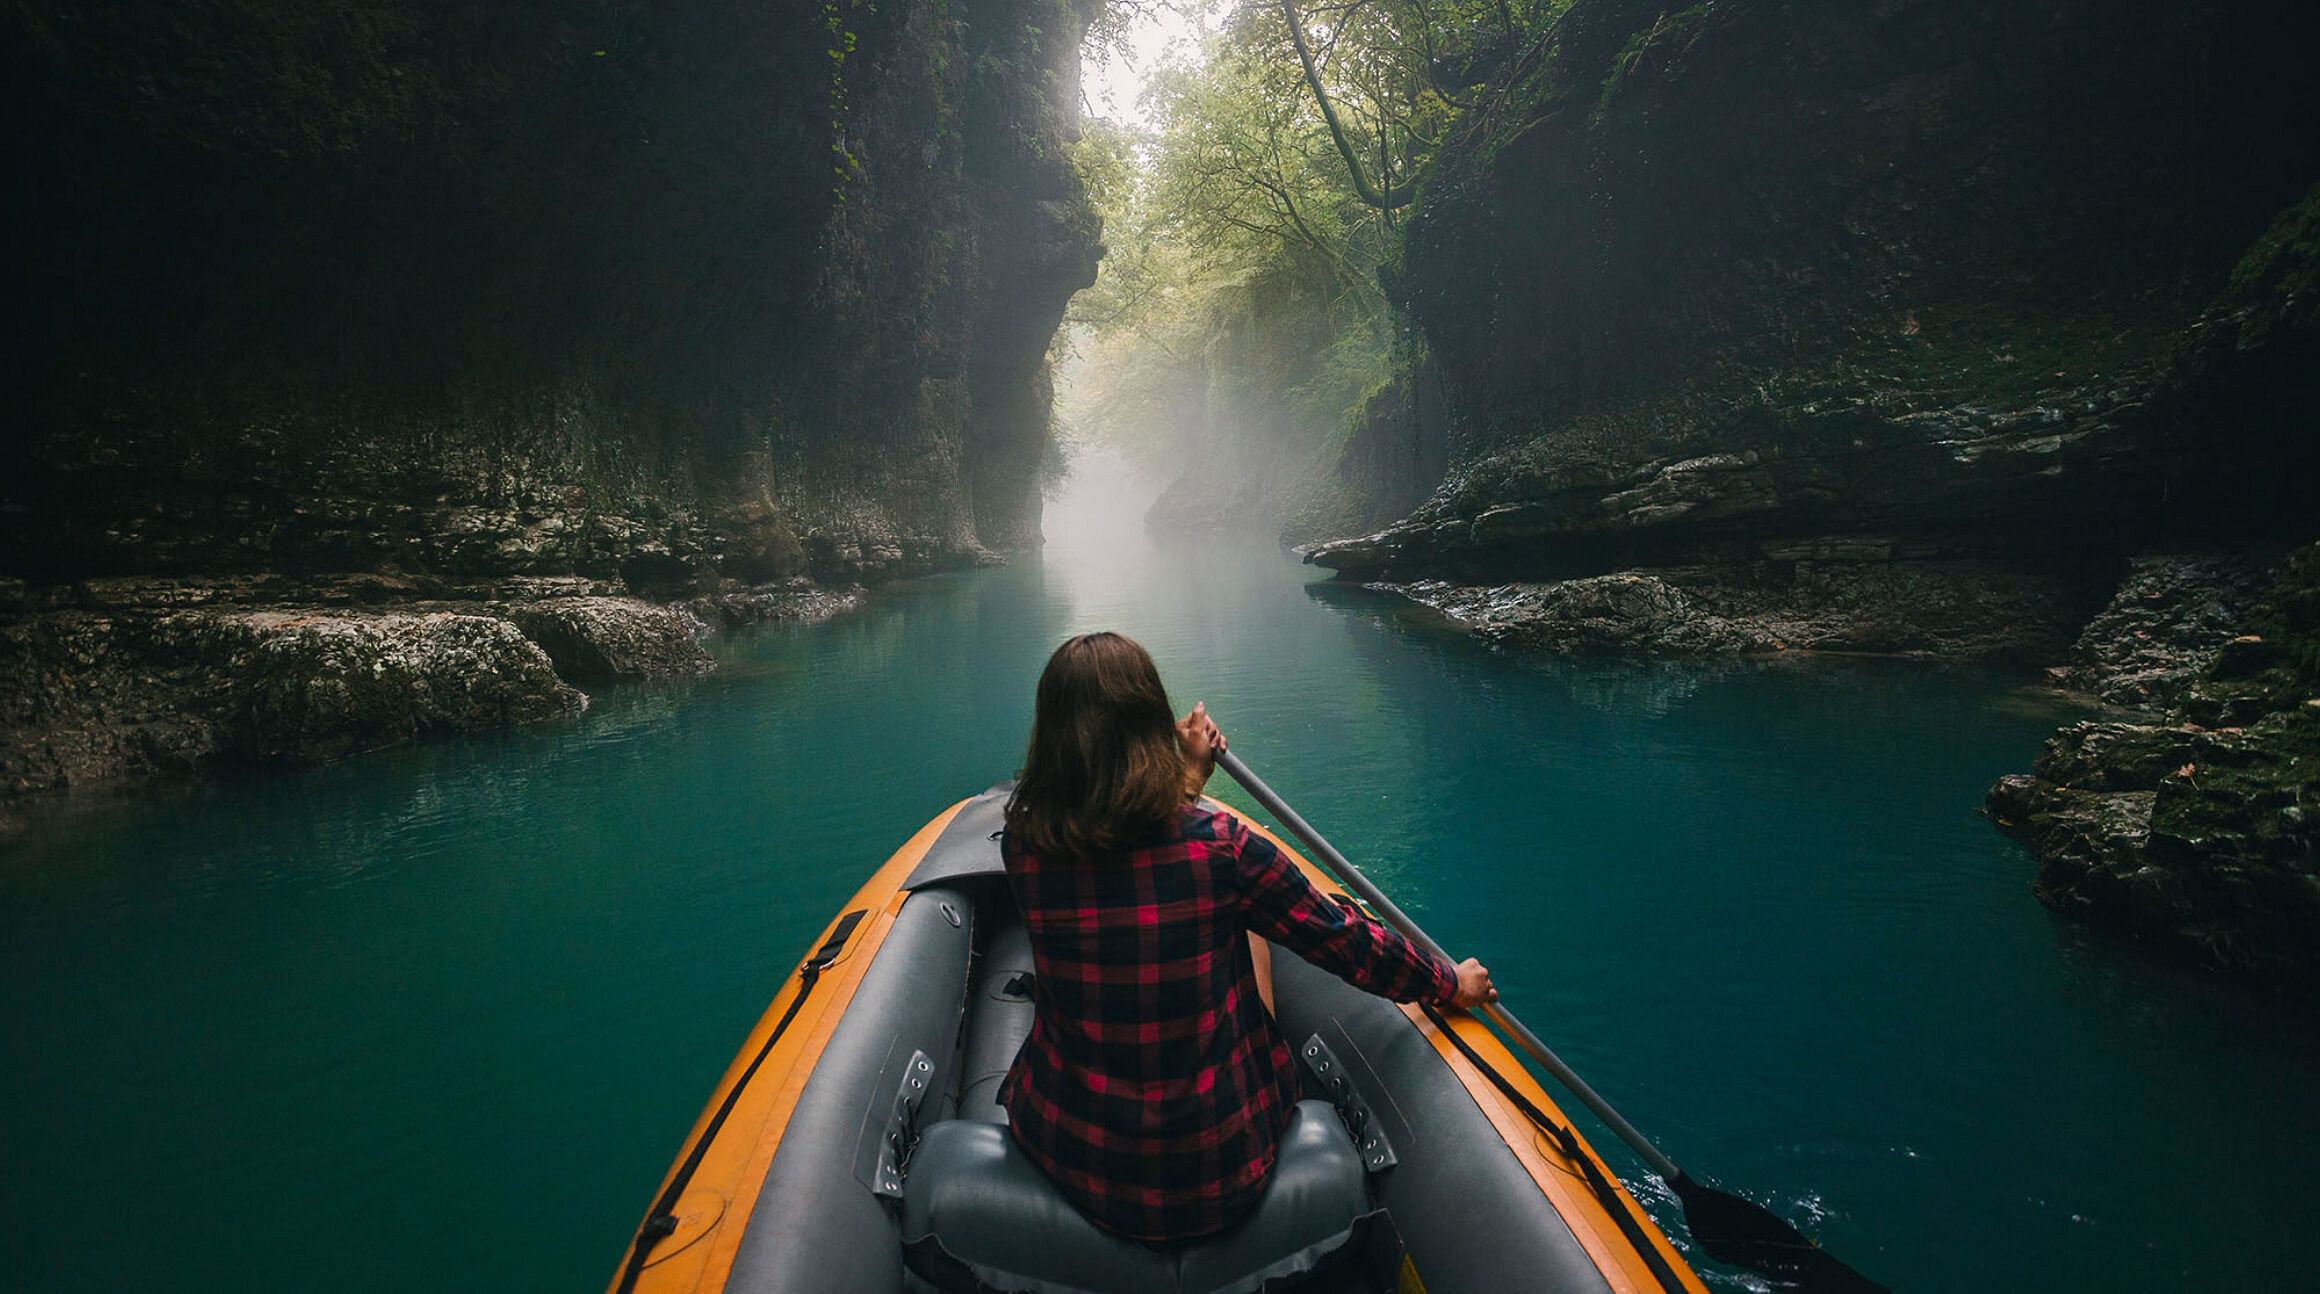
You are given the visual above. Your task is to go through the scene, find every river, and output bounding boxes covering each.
[4,454,2316,1291]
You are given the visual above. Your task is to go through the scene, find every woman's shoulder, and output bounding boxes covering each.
[1169,800,1245,847]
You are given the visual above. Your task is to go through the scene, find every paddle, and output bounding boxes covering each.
[1215,748,1888,1293]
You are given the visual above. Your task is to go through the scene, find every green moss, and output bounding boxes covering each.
[1596,3,1716,117]
[1734,294,2180,422]
[2224,180,2320,347]
[2229,180,2320,304]
[2257,543,2320,682]
[2176,544,2320,728]
[2147,704,2319,852]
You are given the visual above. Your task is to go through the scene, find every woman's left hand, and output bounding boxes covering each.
[1177,701,1225,792]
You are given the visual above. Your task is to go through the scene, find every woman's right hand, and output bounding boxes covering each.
[1450,957,1498,1009]
[1176,701,1224,792]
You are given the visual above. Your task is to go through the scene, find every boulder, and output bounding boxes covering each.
[505,597,715,683]
[235,612,583,762]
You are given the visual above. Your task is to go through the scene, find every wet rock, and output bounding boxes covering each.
[1380,575,1768,656]
[0,607,586,794]
[2024,789,2156,912]
[0,562,881,810]
[2054,555,2276,710]
[1,612,223,798]
[237,612,583,762]
[1991,543,2320,989]
[2031,722,2205,792]
[1358,553,2088,661]
[683,581,869,630]
[1985,774,2043,829]
[505,597,714,683]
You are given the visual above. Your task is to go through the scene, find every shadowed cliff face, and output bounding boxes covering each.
[1,0,1101,589]
[0,0,1100,813]
[1312,0,2319,661]
[1300,0,2320,989]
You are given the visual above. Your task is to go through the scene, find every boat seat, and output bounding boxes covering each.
[901,1101,1375,1294]
[957,916,1038,1121]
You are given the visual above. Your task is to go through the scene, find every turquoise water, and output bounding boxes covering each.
[5,460,2317,1292]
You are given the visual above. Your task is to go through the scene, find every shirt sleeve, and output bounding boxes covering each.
[1226,813,1458,1004]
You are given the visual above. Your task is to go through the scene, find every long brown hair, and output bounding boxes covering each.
[1005,632,1187,857]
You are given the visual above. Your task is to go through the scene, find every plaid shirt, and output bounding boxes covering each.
[998,802,1458,1242]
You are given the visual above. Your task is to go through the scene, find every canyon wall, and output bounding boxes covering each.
[1301,0,2319,986]
[1311,0,2316,660]
[1,0,1101,811]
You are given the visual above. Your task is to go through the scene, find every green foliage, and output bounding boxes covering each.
[1059,0,1573,520]
[2257,543,2320,683]
[1061,8,1409,467]
[2230,180,2320,303]
[1598,2,1715,115]
[2226,180,2320,347]
[823,0,870,196]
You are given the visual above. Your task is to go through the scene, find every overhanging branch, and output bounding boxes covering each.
[1279,0,1415,210]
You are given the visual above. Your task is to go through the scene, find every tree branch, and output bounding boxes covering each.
[1278,0,1416,210]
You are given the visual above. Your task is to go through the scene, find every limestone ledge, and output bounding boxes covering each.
[1361,552,2091,661]
[1301,388,2152,582]
[0,574,872,822]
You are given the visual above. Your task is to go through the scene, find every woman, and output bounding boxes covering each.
[999,631,1497,1244]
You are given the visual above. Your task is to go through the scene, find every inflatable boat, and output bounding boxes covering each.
[609,785,1706,1294]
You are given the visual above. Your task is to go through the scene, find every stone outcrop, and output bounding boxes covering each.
[2049,555,2277,710]
[504,598,714,684]
[235,613,585,762]
[1365,551,2094,660]
[0,570,884,831]
[1,605,584,804]
[1988,546,2320,988]
[683,582,873,632]
[1376,576,1763,656]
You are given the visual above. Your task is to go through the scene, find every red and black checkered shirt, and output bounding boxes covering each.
[998,801,1458,1243]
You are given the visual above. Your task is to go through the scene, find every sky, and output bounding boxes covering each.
[1082,0,1217,130]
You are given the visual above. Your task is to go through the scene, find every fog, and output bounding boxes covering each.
[1040,442,1166,558]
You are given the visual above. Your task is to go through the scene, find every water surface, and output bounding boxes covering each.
[5,459,2315,1291]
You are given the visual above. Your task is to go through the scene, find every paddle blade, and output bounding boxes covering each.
[1670,1173,1888,1292]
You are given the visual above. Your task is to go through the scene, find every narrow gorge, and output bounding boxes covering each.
[7,0,2315,984]
[7,3,2320,1288]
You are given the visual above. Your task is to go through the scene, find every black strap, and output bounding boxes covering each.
[1419,1004,1692,1294]
[613,909,868,1293]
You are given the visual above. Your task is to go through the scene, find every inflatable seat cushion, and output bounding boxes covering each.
[901,1100,1373,1294]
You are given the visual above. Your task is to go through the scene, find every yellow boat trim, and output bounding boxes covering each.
[1224,807,1705,1294]
[610,799,971,1294]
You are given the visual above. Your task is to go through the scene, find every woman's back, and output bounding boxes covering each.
[1001,803,1454,1242]
[997,632,1483,1244]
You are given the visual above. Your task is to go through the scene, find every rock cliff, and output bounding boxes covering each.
[1307,0,2318,662]
[0,0,1100,815]
[1294,0,2319,984]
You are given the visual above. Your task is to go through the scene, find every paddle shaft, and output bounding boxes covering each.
[1214,749,1685,1185]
